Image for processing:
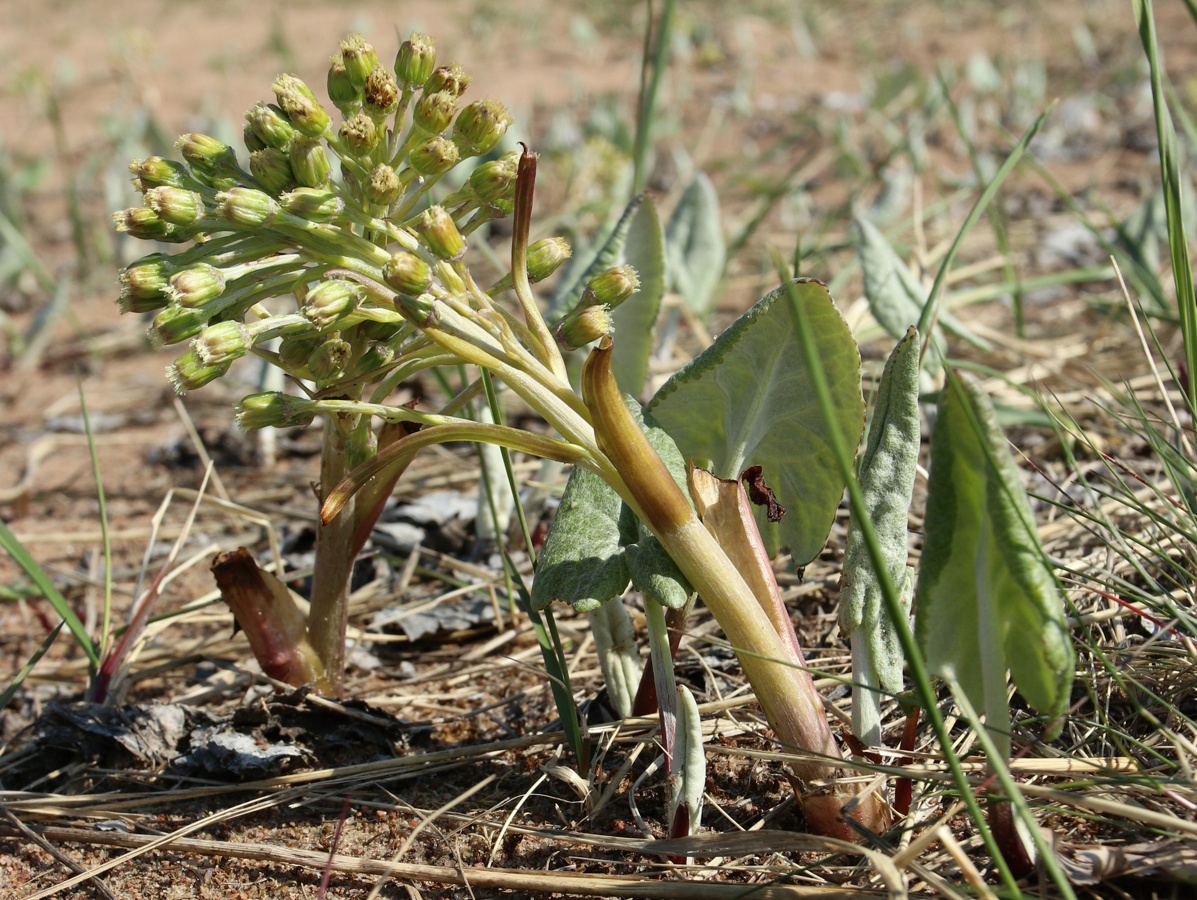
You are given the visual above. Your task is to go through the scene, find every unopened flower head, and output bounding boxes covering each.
[584,265,639,309]
[414,206,466,261]
[554,303,614,351]
[339,34,380,89]
[250,147,297,196]
[144,186,206,226]
[468,151,519,206]
[423,63,470,98]
[120,255,171,301]
[526,237,572,283]
[272,74,331,138]
[245,102,298,152]
[151,305,214,348]
[414,90,456,135]
[130,156,192,191]
[383,251,433,296]
[339,110,378,155]
[309,335,353,381]
[113,206,177,241]
[280,186,343,221]
[176,133,244,190]
[326,53,360,115]
[167,264,226,308]
[408,136,459,178]
[236,391,316,429]
[216,187,278,227]
[395,32,436,89]
[289,136,332,188]
[167,349,231,394]
[363,68,400,119]
[366,164,401,207]
[193,320,249,367]
[278,335,320,374]
[303,279,361,330]
[452,99,512,157]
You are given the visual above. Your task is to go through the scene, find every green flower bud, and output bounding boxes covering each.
[151,305,212,347]
[326,55,359,118]
[309,335,352,381]
[216,187,277,227]
[272,74,331,138]
[289,136,332,188]
[525,237,572,283]
[468,151,519,206]
[554,303,614,351]
[407,135,459,177]
[112,206,177,241]
[414,206,466,261]
[119,254,170,300]
[167,264,226,308]
[382,251,433,295]
[192,320,249,366]
[130,156,192,191]
[338,110,378,156]
[144,186,205,226]
[363,67,399,120]
[395,32,436,90]
[176,133,245,190]
[278,335,320,373]
[366,164,401,206]
[339,34,379,88]
[413,90,456,135]
[280,186,344,221]
[302,279,361,330]
[236,391,316,429]
[353,343,394,376]
[423,63,470,99]
[245,102,298,151]
[166,349,230,394]
[360,319,404,342]
[452,99,513,156]
[243,123,268,154]
[584,265,639,309]
[250,147,297,196]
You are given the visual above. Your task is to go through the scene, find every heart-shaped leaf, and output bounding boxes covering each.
[647,279,864,566]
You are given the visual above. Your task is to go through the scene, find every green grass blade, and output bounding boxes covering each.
[0,622,63,714]
[631,0,676,196]
[0,519,98,667]
[1134,0,1197,410]
[915,106,1052,355]
[78,385,114,659]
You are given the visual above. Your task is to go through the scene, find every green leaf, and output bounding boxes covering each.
[915,372,1073,752]
[851,214,989,365]
[531,398,691,611]
[666,174,725,321]
[611,194,665,397]
[841,327,921,693]
[647,279,864,566]
[530,463,630,613]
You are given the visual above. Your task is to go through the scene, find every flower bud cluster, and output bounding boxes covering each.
[112,29,550,429]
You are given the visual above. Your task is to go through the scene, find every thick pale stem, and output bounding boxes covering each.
[307,414,356,694]
[582,339,837,776]
[582,338,887,837]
